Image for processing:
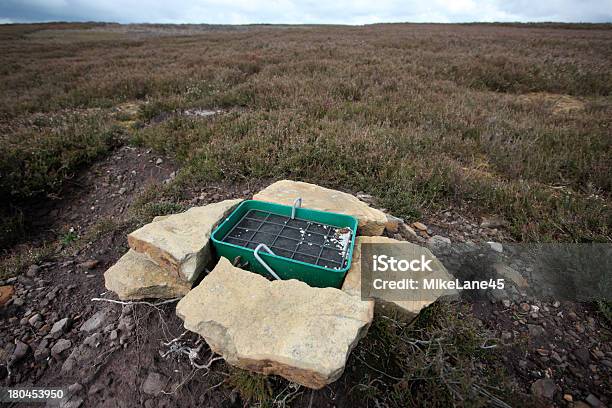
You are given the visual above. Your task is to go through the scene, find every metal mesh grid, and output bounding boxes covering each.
[221,209,353,270]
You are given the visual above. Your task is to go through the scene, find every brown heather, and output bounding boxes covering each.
[0,22,610,245]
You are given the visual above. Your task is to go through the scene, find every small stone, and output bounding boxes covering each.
[10,340,29,364]
[574,347,591,365]
[34,347,50,362]
[487,242,503,252]
[600,359,612,369]
[530,379,558,399]
[80,310,109,333]
[51,339,71,358]
[28,313,42,326]
[83,333,102,348]
[412,222,427,231]
[502,299,511,308]
[480,216,507,229]
[68,383,84,394]
[118,187,127,195]
[142,372,167,395]
[552,300,560,308]
[427,235,451,248]
[155,158,163,165]
[79,260,100,270]
[585,394,604,408]
[109,330,118,341]
[528,324,546,337]
[550,351,563,363]
[62,397,83,408]
[520,303,531,312]
[398,222,418,239]
[49,317,71,339]
[563,394,573,402]
[385,214,402,234]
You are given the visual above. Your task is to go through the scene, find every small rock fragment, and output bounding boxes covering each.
[412,222,427,231]
[574,348,591,365]
[487,242,503,252]
[80,310,109,333]
[480,216,508,229]
[10,340,29,365]
[49,317,71,339]
[142,372,167,395]
[530,379,558,399]
[51,339,72,358]
[79,260,100,270]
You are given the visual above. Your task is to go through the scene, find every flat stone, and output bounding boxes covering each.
[49,317,71,339]
[527,324,546,337]
[574,347,591,365]
[80,310,109,333]
[28,313,42,326]
[398,222,418,239]
[34,347,50,361]
[531,378,558,399]
[176,257,373,389]
[10,340,29,364]
[585,394,605,408]
[480,216,508,229]
[493,263,528,289]
[142,372,168,395]
[385,214,402,234]
[78,260,100,270]
[104,250,191,300]
[128,199,242,282]
[342,236,459,319]
[412,222,427,231]
[427,235,451,248]
[487,242,503,253]
[253,180,387,236]
[51,339,72,358]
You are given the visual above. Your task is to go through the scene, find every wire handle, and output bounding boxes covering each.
[253,243,281,280]
[291,197,302,220]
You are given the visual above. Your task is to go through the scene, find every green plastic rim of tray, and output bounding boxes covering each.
[211,198,358,288]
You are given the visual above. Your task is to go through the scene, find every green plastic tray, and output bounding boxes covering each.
[211,200,358,288]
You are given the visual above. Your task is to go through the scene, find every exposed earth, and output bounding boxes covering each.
[1,145,610,408]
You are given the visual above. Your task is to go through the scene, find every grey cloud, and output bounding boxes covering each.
[0,0,610,24]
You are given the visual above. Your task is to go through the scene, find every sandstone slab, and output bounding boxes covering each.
[128,199,242,282]
[253,180,386,236]
[176,257,373,389]
[342,236,459,319]
[104,250,192,300]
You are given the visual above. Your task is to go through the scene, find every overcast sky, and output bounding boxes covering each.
[1,0,611,25]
